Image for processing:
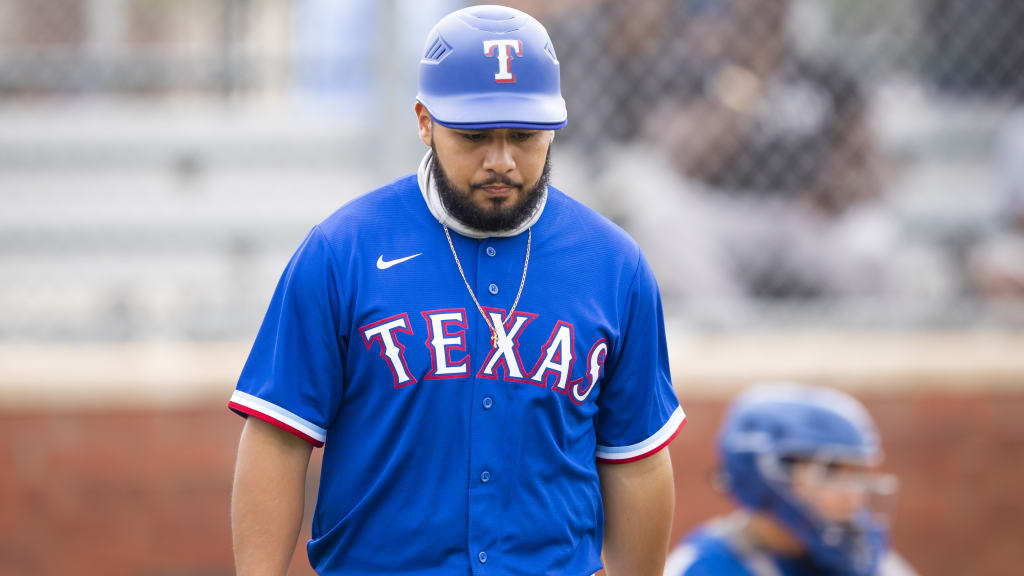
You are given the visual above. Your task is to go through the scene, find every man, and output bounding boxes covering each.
[229,5,684,576]
[664,383,917,576]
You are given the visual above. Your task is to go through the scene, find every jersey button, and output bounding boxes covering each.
[480,470,491,483]
[482,396,493,409]
[478,551,488,564]
[488,283,499,295]
[486,246,496,257]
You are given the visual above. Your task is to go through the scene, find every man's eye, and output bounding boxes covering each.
[461,133,486,142]
[514,132,536,141]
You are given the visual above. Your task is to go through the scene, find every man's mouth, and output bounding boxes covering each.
[477,184,518,196]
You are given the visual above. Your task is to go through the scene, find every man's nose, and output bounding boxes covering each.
[481,139,515,174]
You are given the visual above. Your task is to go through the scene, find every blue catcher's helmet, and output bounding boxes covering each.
[718,383,893,576]
[417,5,567,130]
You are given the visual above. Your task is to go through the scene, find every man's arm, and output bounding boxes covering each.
[598,449,675,576]
[232,417,314,576]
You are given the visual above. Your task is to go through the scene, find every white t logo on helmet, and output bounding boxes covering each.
[483,39,523,83]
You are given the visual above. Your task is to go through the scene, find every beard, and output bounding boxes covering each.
[430,140,551,233]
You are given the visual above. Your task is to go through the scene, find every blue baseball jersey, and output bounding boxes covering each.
[664,517,916,576]
[665,523,819,576]
[229,174,684,576]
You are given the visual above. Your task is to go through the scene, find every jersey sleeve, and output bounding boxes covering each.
[594,251,685,463]
[228,226,346,447]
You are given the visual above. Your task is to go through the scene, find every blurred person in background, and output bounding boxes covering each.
[589,0,950,322]
[659,0,877,217]
[664,383,917,576]
[646,0,880,300]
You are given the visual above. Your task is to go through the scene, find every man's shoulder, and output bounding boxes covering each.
[317,173,422,238]
[546,185,640,260]
[664,522,757,576]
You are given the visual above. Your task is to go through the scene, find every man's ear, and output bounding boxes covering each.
[415,102,433,147]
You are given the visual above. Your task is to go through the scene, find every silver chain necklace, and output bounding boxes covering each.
[443,224,531,348]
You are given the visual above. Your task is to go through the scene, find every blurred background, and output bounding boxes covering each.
[1,0,1022,574]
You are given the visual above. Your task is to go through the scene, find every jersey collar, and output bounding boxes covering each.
[417,149,546,239]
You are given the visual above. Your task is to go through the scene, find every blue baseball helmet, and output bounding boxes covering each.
[718,383,893,576]
[417,5,567,130]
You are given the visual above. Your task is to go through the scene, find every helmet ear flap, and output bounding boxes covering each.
[720,449,777,512]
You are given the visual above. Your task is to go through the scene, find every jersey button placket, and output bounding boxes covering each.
[469,240,503,574]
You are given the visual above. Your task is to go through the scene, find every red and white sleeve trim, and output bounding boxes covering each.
[596,406,686,464]
[228,390,327,447]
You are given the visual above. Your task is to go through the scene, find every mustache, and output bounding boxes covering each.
[471,174,523,189]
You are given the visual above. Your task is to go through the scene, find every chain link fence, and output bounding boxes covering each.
[545,0,1024,327]
[2,0,1023,339]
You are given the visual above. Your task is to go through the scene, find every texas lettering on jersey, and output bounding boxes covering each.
[229,174,685,575]
[360,307,607,405]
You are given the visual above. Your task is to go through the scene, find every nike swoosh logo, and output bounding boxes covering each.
[377,253,422,270]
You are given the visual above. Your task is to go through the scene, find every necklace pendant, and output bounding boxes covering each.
[490,333,498,348]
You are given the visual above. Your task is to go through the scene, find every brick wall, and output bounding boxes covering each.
[1,390,1022,575]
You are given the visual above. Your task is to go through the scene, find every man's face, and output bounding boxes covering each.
[787,459,895,525]
[416,103,554,232]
